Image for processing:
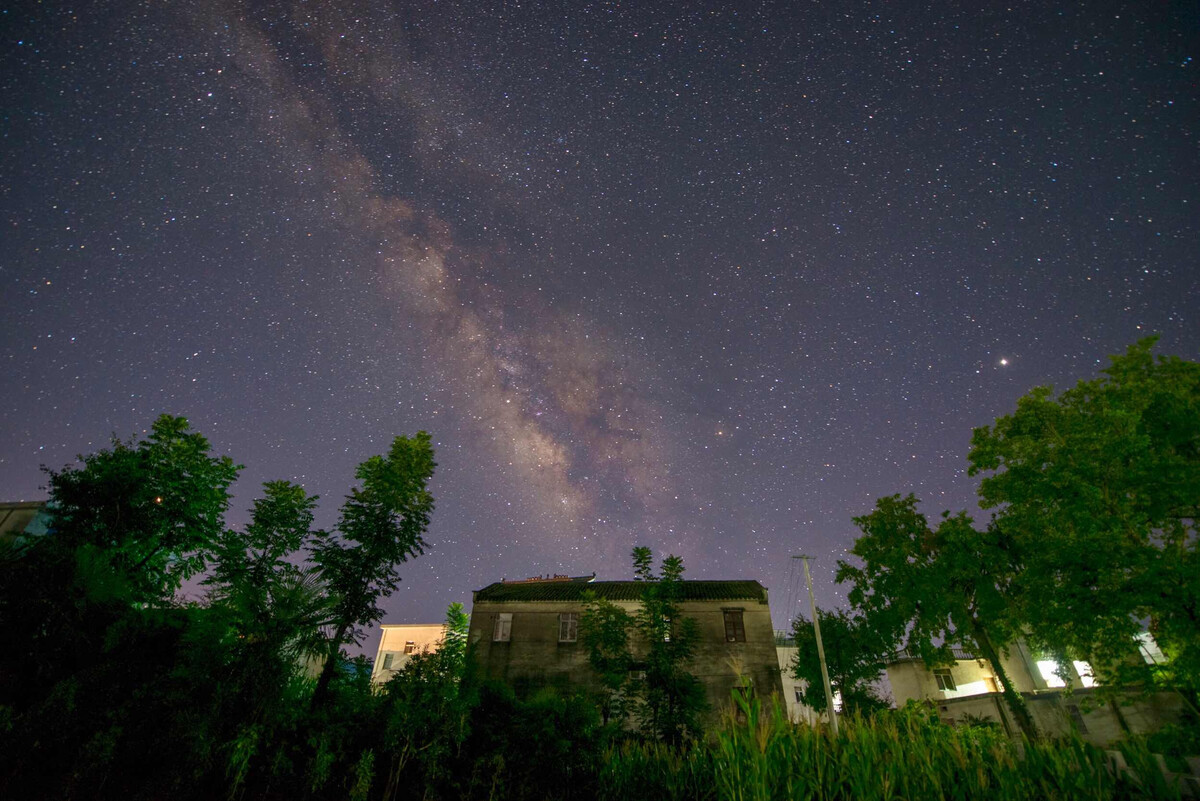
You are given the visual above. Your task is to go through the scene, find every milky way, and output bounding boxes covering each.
[2,1,1196,633]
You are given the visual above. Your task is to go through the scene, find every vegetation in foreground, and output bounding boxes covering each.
[2,335,1196,799]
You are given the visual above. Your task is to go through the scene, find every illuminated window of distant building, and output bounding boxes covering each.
[1072,660,1097,688]
[1036,660,1067,688]
[723,610,746,643]
[559,612,579,642]
[404,641,416,654]
[493,612,512,642]
[934,669,956,692]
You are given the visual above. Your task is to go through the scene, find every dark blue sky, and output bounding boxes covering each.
[2,0,1196,633]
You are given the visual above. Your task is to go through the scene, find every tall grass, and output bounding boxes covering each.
[599,694,1156,801]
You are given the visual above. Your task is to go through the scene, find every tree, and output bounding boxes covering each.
[40,414,241,602]
[790,607,888,716]
[579,548,706,743]
[378,603,471,800]
[310,432,436,707]
[205,480,331,663]
[968,337,1199,700]
[838,495,1039,739]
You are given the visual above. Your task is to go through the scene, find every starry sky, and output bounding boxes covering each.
[2,1,1197,635]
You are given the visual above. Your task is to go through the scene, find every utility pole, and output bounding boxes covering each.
[794,555,838,735]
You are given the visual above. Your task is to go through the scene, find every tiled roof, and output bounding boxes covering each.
[474,579,768,603]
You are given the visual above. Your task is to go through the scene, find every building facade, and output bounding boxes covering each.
[370,622,447,684]
[467,575,784,717]
[0,500,51,546]
[885,641,1183,746]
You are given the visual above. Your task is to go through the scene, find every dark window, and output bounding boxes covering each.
[794,688,804,704]
[382,653,394,670]
[723,610,746,642]
[934,669,956,692]
[1066,704,1088,734]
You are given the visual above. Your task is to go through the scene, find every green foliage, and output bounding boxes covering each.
[0,415,441,801]
[837,494,1038,738]
[457,682,603,801]
[632,545,654,581]
[580,547,707,743]
[968,337,1200,698]
[38,414,241,603]
[790,607,888,716]
[310,431,436,706]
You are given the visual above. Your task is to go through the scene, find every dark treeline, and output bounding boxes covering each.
[0,416,610,800]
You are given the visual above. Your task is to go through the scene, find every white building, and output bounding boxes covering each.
[370,622,447,684]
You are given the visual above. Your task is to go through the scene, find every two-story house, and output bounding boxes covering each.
[467,574,784,716]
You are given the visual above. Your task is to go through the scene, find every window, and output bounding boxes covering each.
[934,669,956,692]
[723,610,746,643]
[558,612,579,642]
[1072,660,1097,688]
[1066,704,1089,734]
[493,612,512,642]
[382,653,394,670]
[404,641,416,654]
[794,688,804,704]
[1036,660,1067,688]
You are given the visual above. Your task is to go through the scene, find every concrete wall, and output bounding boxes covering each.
[468,598,784,719]
[926,689,1185,748]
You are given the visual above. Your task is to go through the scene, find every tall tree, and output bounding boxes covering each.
[968,337,1199,699]
[310,432,436,706]
[579,548,706,742]
[205,481,332,682]
[41,414,241,602]
[790,607,888,717]
[838,495,1038,739]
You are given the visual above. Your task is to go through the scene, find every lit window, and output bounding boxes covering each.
[404,641,416,654]
[1036,660,1067,688]
[559,612,579,642]
[934,669,956,692]
[493,612,512,642]
[723,610,746,643]
[1072,660,1097,688]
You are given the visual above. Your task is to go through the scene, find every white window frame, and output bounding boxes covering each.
[558,612,579,642]
[493,612,512,642]
[934,668,956,692]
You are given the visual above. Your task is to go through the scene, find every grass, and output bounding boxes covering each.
[598,694,1167,801]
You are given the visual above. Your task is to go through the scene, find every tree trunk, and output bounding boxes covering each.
[311,621,351,710]
[970,622,1039,741]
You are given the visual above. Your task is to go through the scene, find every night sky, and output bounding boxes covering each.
[3,1,1197,635]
